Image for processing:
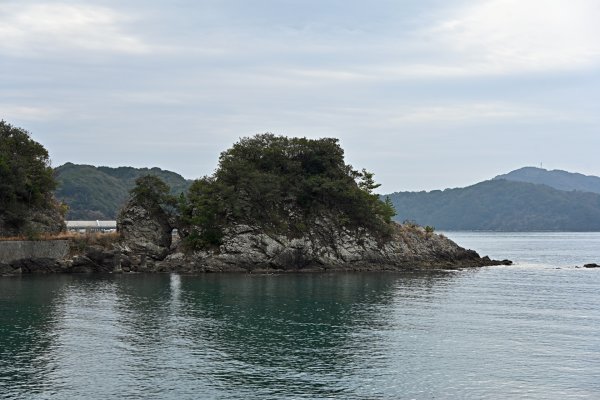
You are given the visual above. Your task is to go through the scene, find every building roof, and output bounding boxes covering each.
[66,221,117,229]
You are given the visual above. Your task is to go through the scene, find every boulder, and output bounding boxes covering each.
[10,257,62,273]
[83,245,121,272]
[0,262,19,276]
[117,201,172,260]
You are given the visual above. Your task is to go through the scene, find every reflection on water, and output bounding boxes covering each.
[1,234,600,399]
[0,276,67,395]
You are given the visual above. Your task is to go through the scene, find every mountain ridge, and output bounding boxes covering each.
[494,166,600,194]
[384,175,600,231]
[54,163,192,220]
[56,162,600,231]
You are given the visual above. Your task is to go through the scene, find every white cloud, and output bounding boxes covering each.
[425,0,600,75]
[288,0,600,80]
[0,105,61,121]
[388,103,549,124]
[326,102,569,129]
[0,3,152,55]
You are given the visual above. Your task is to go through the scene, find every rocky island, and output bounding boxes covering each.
[0,124,510,274]
[114,134,509,272]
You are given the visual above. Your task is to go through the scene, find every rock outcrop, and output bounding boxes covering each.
[152,220,510,272]
[107,134,512,273]
[28,202,67,234]
[116,200,172,260]
[0,224,510,276]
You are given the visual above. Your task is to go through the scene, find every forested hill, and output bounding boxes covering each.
[54,163,192,220]
[495,167,600,194]
[385,179,600,231]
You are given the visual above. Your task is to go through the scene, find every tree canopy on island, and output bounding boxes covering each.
[176,134,396,249]
[0,121,58,233]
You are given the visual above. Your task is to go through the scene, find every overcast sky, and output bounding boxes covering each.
[2,0,600,192]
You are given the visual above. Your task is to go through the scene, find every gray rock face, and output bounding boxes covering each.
[116,201,172,260]
[1,217,507,275]
[0,262,18,276]
[28,205,66,234]
[169,220,507,272]
[0,246,129,275]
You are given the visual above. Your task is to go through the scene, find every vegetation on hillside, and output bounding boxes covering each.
[98,166,191,195]
[54,163,191,219]
[495,166,600,194]
[176,134,396,249]
[386,179,600,231]
[0,121,62,235]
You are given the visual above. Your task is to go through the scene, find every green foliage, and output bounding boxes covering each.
[179,134,394,250]
[358,169,381,194]
[424,225,435,239]
[54,163,192,219]
[99,166,191,196]
[386,179,600,231]
[130,175,175,211]
[379,195,397,223]
[0,121,57,233]
[178,177,225,249]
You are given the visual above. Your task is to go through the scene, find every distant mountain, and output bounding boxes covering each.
[54,163,192,220]
[495,167,600,194]
[385,179,600,231]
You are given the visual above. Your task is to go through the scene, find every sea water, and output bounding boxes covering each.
[1,232,599,399]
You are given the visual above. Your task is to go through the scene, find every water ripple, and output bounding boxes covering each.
[1,233,600,398]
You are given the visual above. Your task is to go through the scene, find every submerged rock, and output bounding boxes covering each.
[8,257,63,274]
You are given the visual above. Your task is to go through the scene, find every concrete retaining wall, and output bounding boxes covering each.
[0,240,70,263]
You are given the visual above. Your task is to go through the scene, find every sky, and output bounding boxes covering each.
[2,0,600,192]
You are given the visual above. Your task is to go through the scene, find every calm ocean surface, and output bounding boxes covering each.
[1,232,599,399]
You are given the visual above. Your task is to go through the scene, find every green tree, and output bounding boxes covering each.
[178,177,226,248]
[358,169,381,194]
[0,121,58,234]
[378,196,397,223]
[424,225,435,240]
[178,133,396,250]
[130,175,176,213]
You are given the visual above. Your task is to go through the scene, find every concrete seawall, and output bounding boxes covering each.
[0,240,70,263]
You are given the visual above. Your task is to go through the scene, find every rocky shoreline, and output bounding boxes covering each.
[1,132,512,276]
[0,222,511,276]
